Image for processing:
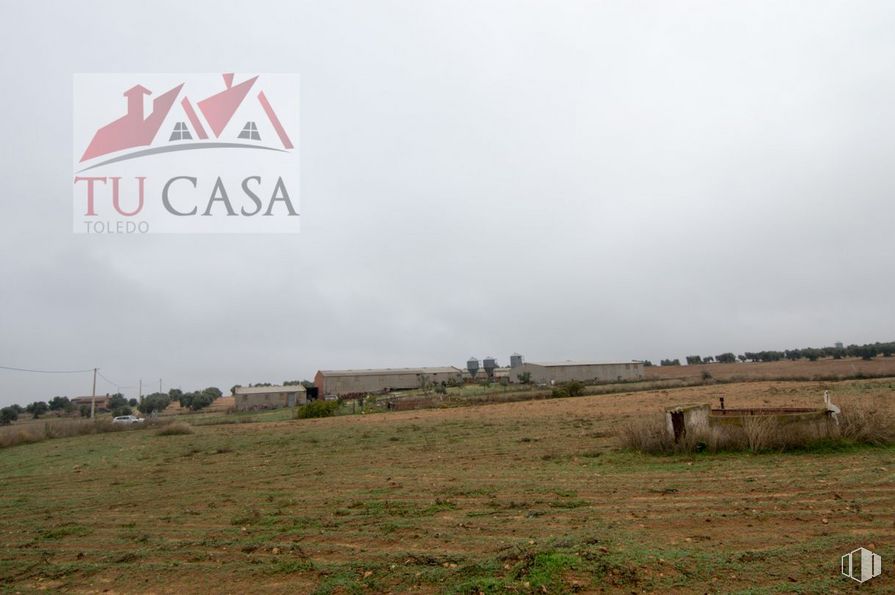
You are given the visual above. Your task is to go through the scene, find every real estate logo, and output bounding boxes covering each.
[73,73,300,234]
[841,547,881,583]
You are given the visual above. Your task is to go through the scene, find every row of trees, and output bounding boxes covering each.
[167,387,223,412]
[685,353,737,365]
[0,393,141,425]
[1,385,225,426]
[137,386,224,415]
[654,340,895,366]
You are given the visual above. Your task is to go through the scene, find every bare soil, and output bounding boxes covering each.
[1,378,893,593]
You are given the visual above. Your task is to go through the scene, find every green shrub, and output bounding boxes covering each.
[188,392,215,411]
[137,393,171,415]
[551,381,585,398]
[0,407,18,426]
[295,400,340,419]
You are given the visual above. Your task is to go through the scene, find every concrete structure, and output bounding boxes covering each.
[665,403,711,441]
[509,361,644,384]
[233,385,306,411]
[315,367,464,397]
[666,393,840,443]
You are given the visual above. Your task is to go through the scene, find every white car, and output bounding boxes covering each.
[112,415,144,425]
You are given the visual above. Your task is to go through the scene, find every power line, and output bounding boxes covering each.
[96,370,121,387]
[0,365,94,374]
[3,364,146,396]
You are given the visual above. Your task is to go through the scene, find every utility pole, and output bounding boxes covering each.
[90,368,97,419]
[159,378,162,394]
[139,379,142,402]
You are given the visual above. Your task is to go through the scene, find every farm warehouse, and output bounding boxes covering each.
[233,385,307,411]
[315,367,463,397]
[509,361,644,384]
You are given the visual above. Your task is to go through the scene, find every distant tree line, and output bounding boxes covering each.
[145,386,223,414]
[655,340,895,368]
[0,393,139,425]
[0,385,226,426]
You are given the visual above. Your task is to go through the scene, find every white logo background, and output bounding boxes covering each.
[73,73,301,234]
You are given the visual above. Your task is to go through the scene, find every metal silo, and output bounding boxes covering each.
[483,356,497,379]
[466,357,480,379]
[510,353,523,368]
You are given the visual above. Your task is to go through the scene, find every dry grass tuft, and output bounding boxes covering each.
[617,415,677,454]
[155,421,194,436]
[0,419,129,449]
[837,394,895,445]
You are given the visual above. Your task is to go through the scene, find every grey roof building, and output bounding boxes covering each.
[509,361,643,385]
[315,367,463,397]
[233,385,307,411]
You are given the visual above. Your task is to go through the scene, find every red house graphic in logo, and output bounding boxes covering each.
[80,73,293,162]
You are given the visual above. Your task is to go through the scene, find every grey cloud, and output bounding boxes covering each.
[1,1,894,405]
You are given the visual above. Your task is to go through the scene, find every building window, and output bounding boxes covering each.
[169,122,192,141]
[238,121,261,141]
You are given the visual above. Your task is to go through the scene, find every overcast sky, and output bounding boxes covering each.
[1,1,894,406]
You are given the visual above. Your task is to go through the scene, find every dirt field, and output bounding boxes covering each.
[645,356,895,382]
[1,378,894,593]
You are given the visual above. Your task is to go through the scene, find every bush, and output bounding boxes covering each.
[156,421,194,436]
[0,407,18,426]
[617,415,677,454]
[112,406,133,417]
[838,395,895,445]
[551,381,586,398]
[295,400,340,419]
[179,388,220,411]
[25,401,49,419]
[189,392,215,411]
[48,396,73,412]
[137,393,171,415]
[107,393,128,410]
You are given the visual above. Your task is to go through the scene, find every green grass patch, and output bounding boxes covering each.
[38,523,92,540]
